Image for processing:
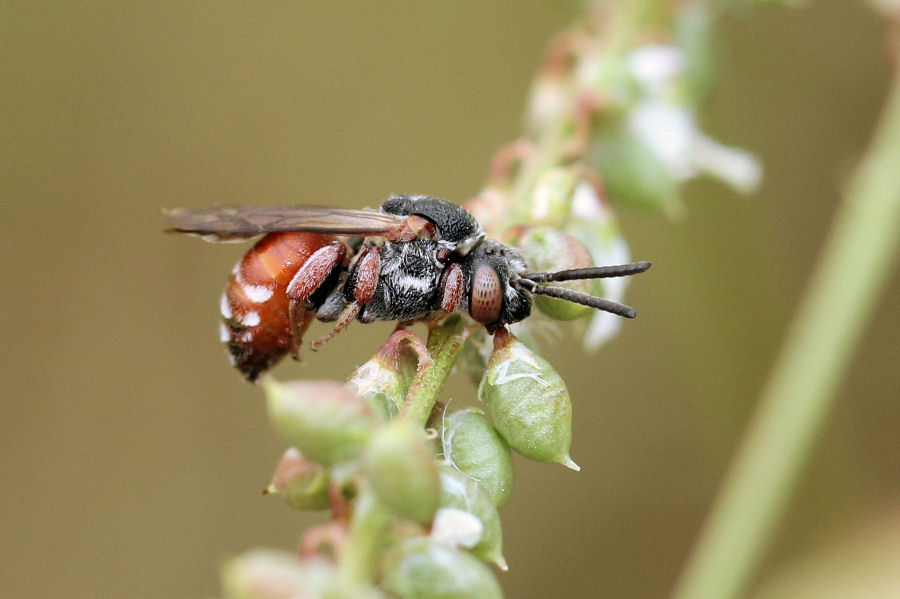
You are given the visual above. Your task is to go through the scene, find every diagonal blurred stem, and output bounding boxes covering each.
[671,72,900,599]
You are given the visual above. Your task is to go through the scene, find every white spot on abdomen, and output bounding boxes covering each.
[242,283,274,303]
[241,311,261,327]
[220,294,233,319]
[219,322,230,342]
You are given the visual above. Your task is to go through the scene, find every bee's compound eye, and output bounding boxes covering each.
[470,263,503,325]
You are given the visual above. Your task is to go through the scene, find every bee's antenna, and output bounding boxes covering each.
[517,279,638,318]
[524,261,651,283]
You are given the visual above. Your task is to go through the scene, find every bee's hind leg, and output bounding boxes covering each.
[286,241,347,303]
[311,245,381,351]
[288,301,315,361]
[311,301,361,350]
[285,241,349,360]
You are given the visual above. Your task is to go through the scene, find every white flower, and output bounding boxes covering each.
[430,507,483,549]
[627,44,685,96]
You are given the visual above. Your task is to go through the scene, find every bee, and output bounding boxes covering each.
[164,195,650,381]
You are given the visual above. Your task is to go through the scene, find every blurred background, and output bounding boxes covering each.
[2,1,899,598]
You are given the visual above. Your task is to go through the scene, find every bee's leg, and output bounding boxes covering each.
[311,302,360,350]
[287,301,315,360]
[438,263,465,313]
[422,263,465,326]
[286,241,347,303]
[314,284,348,322]
[312,245,381,350]
[284,241,347,359]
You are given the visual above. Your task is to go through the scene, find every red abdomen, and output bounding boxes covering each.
[220,232,332,381]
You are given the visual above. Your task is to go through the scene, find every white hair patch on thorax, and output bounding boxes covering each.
[398,274,434,292]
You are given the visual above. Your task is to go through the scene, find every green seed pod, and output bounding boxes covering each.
[478,329,579,470]
[221,549,333,599]
[456,330,490,387]
[363,420,440,525]
[264,379,376,465]
[438,464,506,569]
[265,447,329,511]
[441,408,513,507]
[382,538,503,599]
[518,227,595,321]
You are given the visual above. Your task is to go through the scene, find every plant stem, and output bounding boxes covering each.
[399,315,470,427]
[336,487,389,590]
[671,74,900,599]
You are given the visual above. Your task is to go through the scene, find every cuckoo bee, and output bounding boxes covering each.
[164,195,650,382]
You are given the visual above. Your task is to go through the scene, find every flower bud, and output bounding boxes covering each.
[363,420,440,525]
[591,119,679,209]
[478,329,578,470]
[347,355,408,420]
[430,507,483,551]
[221,550,332,599]
[438,464,506,569]
[521,167,576,228]
[347,330,427,418]
[526,72,569,136]
[586,56,642,112]
[518,227,595,321]
[674,4,715,104]
[265,447,329,511]
[463,187,508,237]
[564,181,632,350]
[441,408,513,507]
[264,379,375,465]
[382,538,503,599]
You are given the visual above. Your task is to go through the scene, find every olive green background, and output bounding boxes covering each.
[2,2,898,598]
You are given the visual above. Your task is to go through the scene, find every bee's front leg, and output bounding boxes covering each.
[438,263,465,313]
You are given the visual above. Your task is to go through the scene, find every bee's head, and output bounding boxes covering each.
[464,241,653,329]
[463,241,531,328]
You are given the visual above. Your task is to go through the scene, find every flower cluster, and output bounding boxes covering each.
[226,314,582,598]
[466,3,760,352]
[227,322,565,598]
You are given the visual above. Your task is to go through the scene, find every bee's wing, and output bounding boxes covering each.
[163,206,408,242]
